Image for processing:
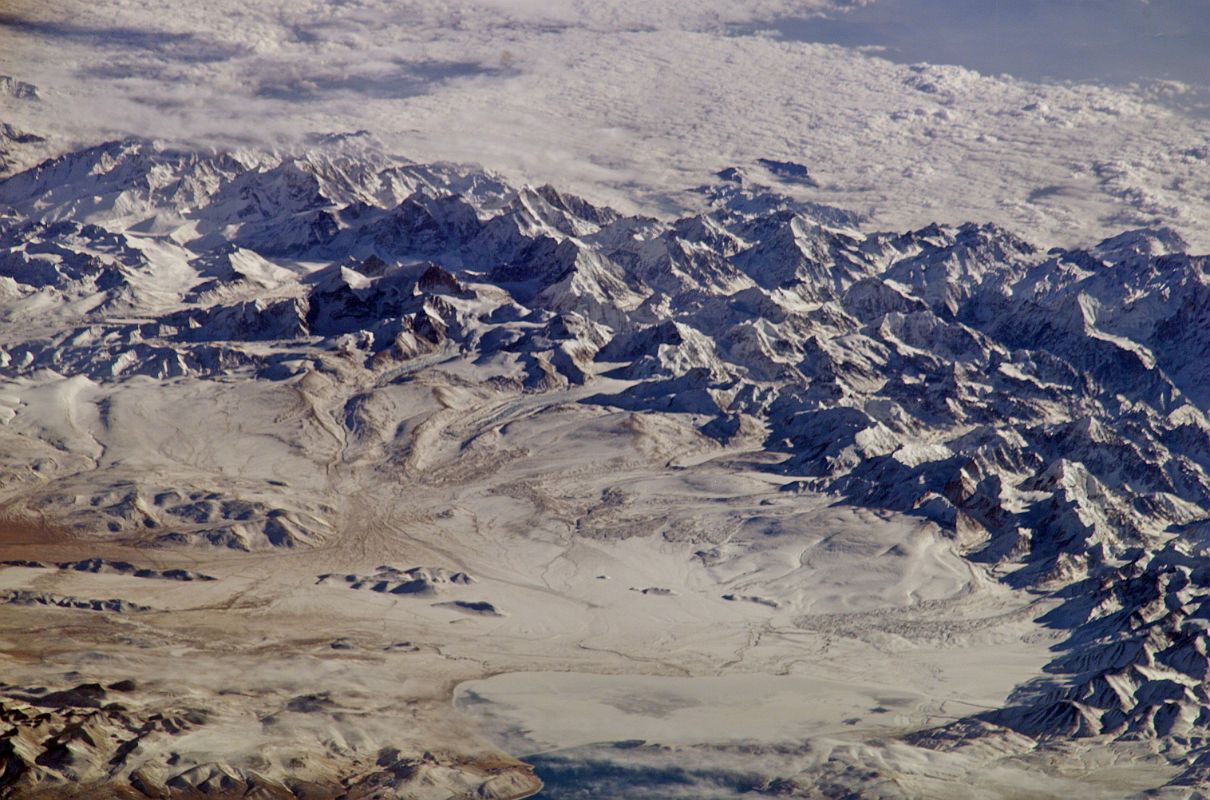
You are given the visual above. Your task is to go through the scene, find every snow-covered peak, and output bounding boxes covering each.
[5,138,1210,758]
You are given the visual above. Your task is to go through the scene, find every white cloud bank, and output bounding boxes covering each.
[1,0,1207,248]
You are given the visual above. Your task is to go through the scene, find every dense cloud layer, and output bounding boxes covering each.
[1,0,1208,250]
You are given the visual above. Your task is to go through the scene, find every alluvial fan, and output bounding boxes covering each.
[3,135,1210,797]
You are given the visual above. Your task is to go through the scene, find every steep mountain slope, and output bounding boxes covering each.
[2,137,1210,796]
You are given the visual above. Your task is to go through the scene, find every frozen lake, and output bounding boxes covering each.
[454,670,924,799]
[451,643,1057,799]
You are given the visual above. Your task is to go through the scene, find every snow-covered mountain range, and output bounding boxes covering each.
[4,136,1210,795]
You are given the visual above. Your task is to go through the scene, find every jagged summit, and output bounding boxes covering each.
[3,136,1210,777]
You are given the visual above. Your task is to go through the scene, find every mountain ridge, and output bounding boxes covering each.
[3,135,1210,794]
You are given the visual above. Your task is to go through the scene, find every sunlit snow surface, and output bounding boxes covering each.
[3,2,1210,798]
